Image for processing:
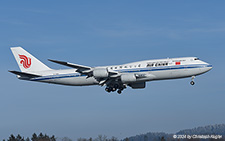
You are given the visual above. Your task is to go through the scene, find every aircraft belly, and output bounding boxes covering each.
[43,76,99,86]
[151,68,203,80]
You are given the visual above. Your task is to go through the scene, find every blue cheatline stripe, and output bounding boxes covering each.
[31,74,86,81]
[119,64,211,73]
[31,64,212,81]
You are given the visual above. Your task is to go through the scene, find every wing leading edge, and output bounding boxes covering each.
[48,59,93,75]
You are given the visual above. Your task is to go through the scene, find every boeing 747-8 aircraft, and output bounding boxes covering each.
[9,47,212,94]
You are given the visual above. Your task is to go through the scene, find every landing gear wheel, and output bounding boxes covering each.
[190,76,196,85]
[105,87,111,93]
[112,87,116,92]
[117,90,122,94]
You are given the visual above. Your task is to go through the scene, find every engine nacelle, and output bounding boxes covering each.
[121,74,136,83]
[93,68,109,78]
[129,82,146,89]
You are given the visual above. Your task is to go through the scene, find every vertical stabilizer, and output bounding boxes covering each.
[10,47,51,72]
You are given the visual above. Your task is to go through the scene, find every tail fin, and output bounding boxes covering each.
[10,47,51,72]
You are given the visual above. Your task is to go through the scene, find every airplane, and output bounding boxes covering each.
[9,47,212,94]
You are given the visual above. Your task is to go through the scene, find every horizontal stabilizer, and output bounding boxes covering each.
[9,70,41,78]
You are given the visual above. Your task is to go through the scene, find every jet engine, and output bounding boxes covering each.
[121,74,136,83]
[93,68,109,78]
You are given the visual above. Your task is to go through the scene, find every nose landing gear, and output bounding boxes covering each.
[190,81,195,85]
[190,76,195,85]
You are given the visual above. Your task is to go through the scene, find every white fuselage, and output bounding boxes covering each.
[28,57,212,86]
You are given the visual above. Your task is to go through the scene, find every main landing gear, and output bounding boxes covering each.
[105,84,126,94]
[190,76,195,85]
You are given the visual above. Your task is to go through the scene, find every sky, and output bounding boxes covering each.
[0,0,225,140]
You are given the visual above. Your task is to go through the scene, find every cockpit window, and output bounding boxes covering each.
[194,58,199,60]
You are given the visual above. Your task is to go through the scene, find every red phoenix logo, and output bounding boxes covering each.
[175,62,181,65]
[19,54,31,69]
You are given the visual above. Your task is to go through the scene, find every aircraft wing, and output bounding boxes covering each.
[48,59,91,73]
[48,59,119,79]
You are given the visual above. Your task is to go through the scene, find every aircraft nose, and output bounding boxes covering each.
[199,64,212,74]
[205,64,213,71]
[208,64,212,70]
